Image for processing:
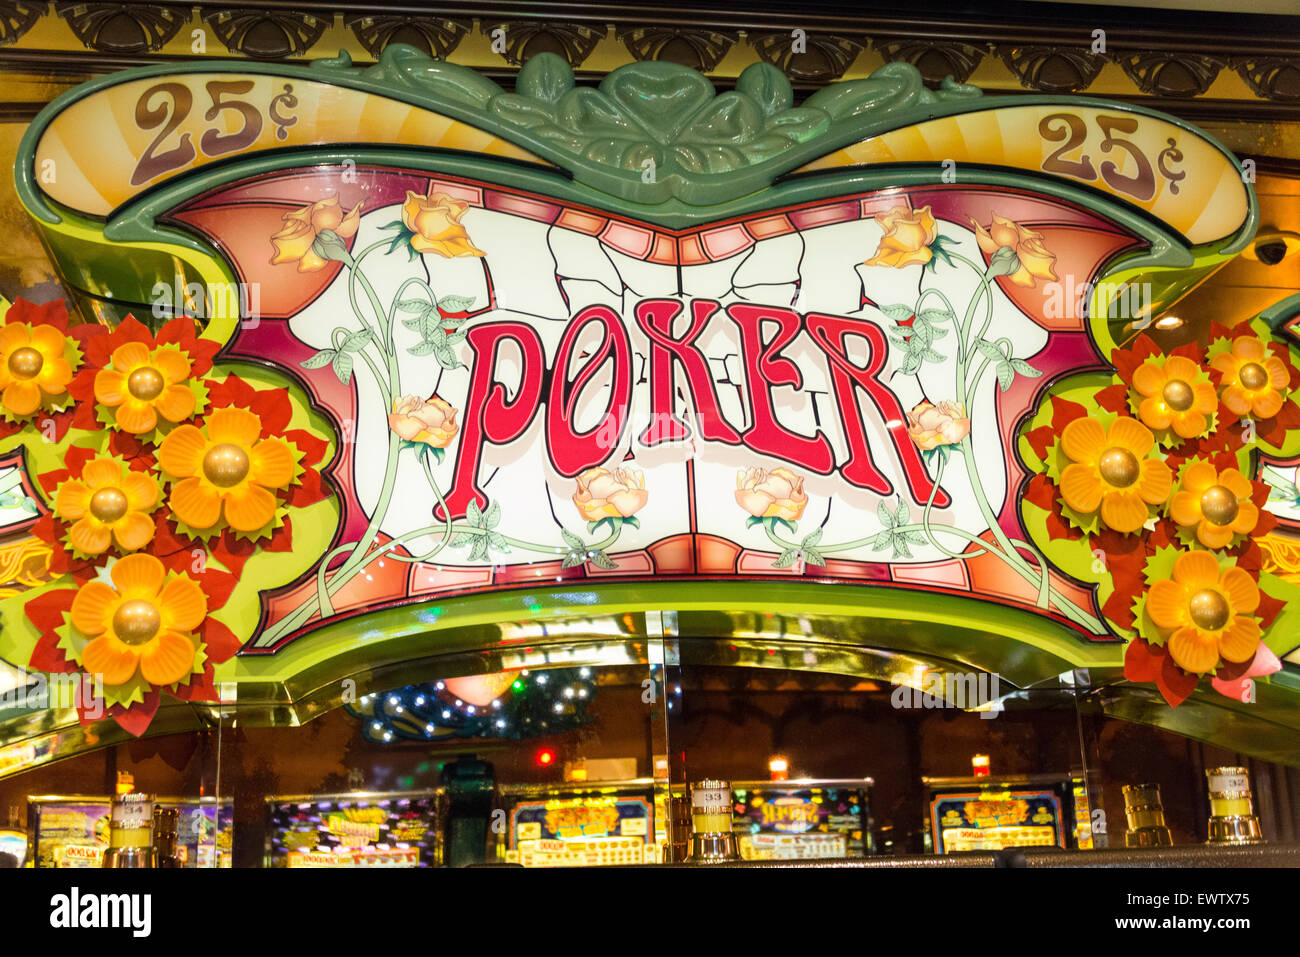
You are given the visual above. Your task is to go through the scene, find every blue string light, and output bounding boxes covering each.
[346,668,597,743]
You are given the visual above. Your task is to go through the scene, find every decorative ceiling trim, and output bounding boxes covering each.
[0,3,1295,110]
[344,13,471,61]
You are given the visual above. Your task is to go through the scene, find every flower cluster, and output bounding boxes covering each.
[1024,322,1299,704]
[3,301,331,734]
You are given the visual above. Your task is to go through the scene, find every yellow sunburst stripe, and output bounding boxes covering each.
[35,74,552,217]
[794,105,1247,246]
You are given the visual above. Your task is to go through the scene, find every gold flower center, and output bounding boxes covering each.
[112,599,160,646]
[1199,485,1240,526]
[1239,362,1268,391]
[202,443,249,488]
[1098,447,1140,488]
[7,346,44,379]
[1188,588,1230,632]
[127,366,165,400]
[1162,379,1194,411]
[89,487,129,523]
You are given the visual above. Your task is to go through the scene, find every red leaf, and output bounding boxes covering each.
[1124,638,1162,683]
[102,692,160,737]
[28,631,75,673]
[1157,655,1199,707]
[199,617,242,663]
[24,588,75,635]
[288,467,328,508]
[197,568,237,611]
[1094,382,1130,415]
[5,297,71,332]
[1257,588,1286,630]
[1050,396,1089,432]
[1102,589,1136,629]
[1025,425,1056,461]
[171,662,218,703]
[284,428,329,467]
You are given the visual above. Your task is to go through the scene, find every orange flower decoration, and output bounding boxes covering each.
[866,205,938,269]
[970,215,1058,287]
[54,457,159,555]
[270,195,363,272]
[0,322,73,416]
[157,407,295,533]
[1210,336,1290,419]
[1131,355,1217,439]
[71,554,204,687]
[400,187,485,258]
[94,341,195,434]
[1169,462,1258,549]
[1146,550,1260,675]
[1059,417,1172,533]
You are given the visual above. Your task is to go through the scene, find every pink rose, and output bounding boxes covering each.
[388,394,458,447]
[574,466,648,521]
[906,400,970,451]
[735,466,808,520]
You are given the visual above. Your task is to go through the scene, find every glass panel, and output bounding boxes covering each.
[214,644,661,867]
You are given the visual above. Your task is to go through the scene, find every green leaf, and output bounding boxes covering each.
[870,530,894,551]
[484,500,502,529]
[901,354,922,375]
[469,537,489,562]
[986,245,1021,277]
[877,500,895,529]
[395,298,429,313]
[881,304,914,322]
[300,348,337,370]
[333,352,354,386]
[466,499,484,529]
[901,530,928,545]
[437,294,475,312]
[919,347,945,363]
[895,496,909,528]
[1010,358,1042,378]
[892,536,914,559]
[446,329,468,345]
[886,325,912,343]
[341,329,371,352]
[561,551,586,568]
[745,515,763,529]
[773,549,799,569]
[928,233,958,269]
[409,340,439,356]
[448,532,472,548]
[486,531,510,553]
[434,344,464,370]
[802,545,826,567]
[590,550,618,570]
[622,515,640,529]
[995,360,1015,392]
[801,527,823,548]
[975,339,1005,361]
[775,517,797,535]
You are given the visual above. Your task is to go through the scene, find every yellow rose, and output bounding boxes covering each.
[906,400,970,451]
[270,195,363,272]
[866,205,938,269]
[735,467,808,521]
[573,467,648,521]
[970,214,1059,288]
[388,394,459,448]
[401,187,486,258]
